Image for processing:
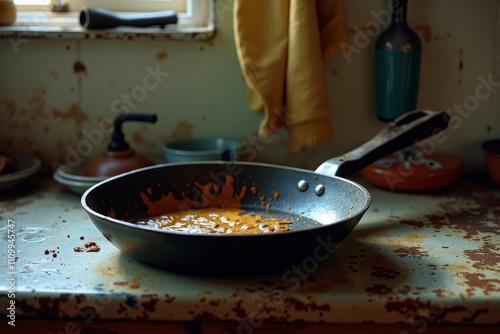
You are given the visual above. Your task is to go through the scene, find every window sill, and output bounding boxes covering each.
[0,10,216,41]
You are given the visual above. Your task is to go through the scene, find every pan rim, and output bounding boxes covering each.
[81,161,372,238]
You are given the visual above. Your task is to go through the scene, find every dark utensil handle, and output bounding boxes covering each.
[315,109,450,177]
[80,7,178,30]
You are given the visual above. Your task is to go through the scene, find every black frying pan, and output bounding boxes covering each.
[81,110,449,274]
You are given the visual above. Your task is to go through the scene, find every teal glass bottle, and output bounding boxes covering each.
[375,0,421,121]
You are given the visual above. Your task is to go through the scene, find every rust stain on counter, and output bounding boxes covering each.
[11,294,71,318]
[463,240,499,271]
[397,190,499,258]
[114,281,129,287]
[0,198,36,213]
[0,192,45,220]
[284,296,330,312]
[460,272,500,297]
[371,266,400,280]
[1,173,498,324]
[393,246,429,259]
[94,263,123,277]
[365,284,393,296]
[385,298,467,322]
[427,206,498,239]
[139,294,160,319]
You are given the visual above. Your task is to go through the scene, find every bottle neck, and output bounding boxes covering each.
[392,0,408,24]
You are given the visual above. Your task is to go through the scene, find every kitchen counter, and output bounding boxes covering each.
[0,173,499,333]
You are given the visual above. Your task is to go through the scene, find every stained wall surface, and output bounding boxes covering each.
[1,0,499,173]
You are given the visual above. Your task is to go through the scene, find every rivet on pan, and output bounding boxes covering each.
[297,180,308,192]
[315,184,325,196]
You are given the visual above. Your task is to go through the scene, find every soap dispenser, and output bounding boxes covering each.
[85,113,158,177]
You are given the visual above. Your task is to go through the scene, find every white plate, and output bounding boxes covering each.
[53,164,108,195]
[53,171,102,195]
[0,154,42,192]
[52,167,106,195]
[55,164,107,182]
[53,156,164,195]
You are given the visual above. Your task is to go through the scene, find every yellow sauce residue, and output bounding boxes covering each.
[139,175,247,216]
[120,174,294,234]
[136,207,291,235]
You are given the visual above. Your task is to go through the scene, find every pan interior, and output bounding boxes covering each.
[82,162,371,235]
[134,205,325,235]
[239,207,325,231]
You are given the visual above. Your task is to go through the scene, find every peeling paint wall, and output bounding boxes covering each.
[0,0,499,173]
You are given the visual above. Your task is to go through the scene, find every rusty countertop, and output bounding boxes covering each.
[0,173,499,327]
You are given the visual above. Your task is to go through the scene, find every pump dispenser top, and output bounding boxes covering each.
[85,113,158,177]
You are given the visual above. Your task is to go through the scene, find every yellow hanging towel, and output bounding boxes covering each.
[233,0,349,151]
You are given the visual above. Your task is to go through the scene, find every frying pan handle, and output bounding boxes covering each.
[315,109,450,177]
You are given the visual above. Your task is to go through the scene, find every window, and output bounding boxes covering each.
[7,0,215,40]
[14,0,187,12]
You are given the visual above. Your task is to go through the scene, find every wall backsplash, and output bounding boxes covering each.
[1,0,499,175]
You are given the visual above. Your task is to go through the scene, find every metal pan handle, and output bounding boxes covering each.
[315,109,450,177]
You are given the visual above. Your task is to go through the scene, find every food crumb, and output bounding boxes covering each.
[251,186,258,195]
[79,236,85,240]
[273,191,280,199]
[74,241,101,252]
[44,249,49,255]
[52,253,57,258]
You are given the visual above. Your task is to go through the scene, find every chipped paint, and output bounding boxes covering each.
[460,272,500,297]
[463,241,499,270]
[73,61,87,75]
[458,47,464,83]
[132,131,145,145]
[385,298,467,322]
[156,51,169,61]
[414,24,432,43]
[49,70,58,80]
[365,284,393,296]
[52,103,88,123]
[371,266,400,280]
[0,84,81,171]
[0,29,216,42]
[164,120,196,142]
[0,175,498,326]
